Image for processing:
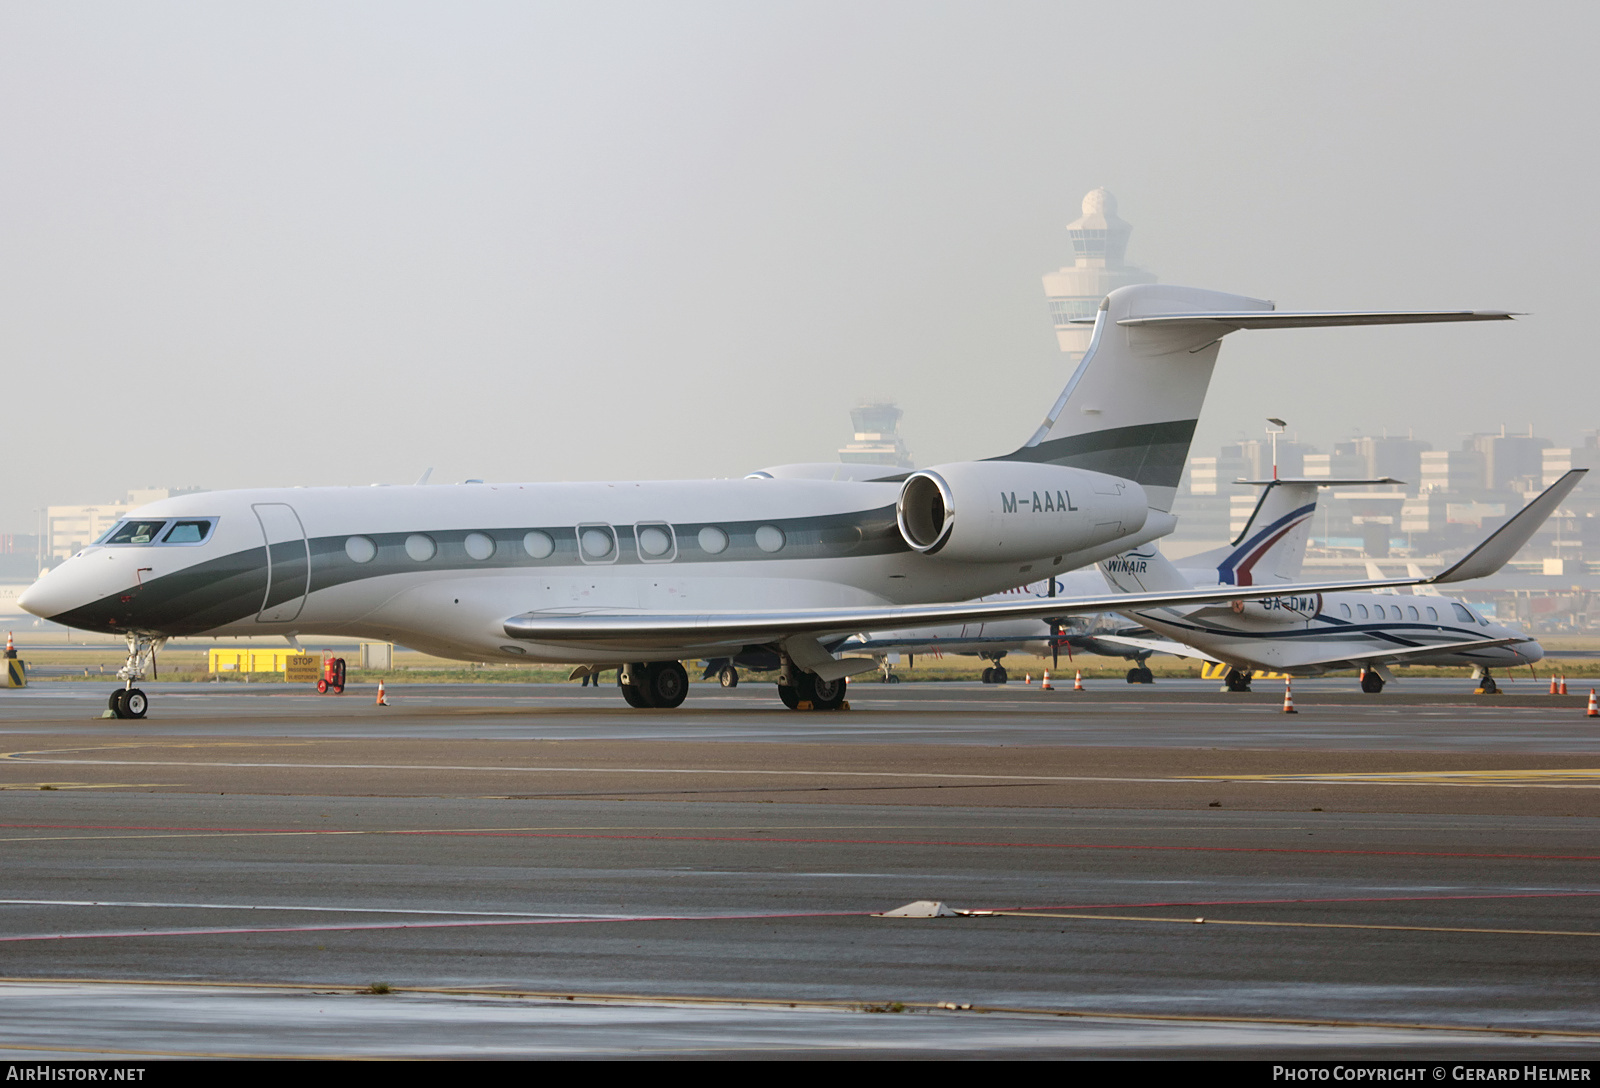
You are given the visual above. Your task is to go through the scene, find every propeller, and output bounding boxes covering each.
[1048,577,1059,670]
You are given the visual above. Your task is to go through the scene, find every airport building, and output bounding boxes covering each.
[837,402,913,468]
[45,487,204,562]
[1041,188,1157,364]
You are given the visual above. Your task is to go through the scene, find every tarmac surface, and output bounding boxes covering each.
[1,678,1597,1059]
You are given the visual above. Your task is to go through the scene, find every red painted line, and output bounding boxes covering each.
[1,824,1596,861]
[0,908,868,944]
[983,891,1600,913]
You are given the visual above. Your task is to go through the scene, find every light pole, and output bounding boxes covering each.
[1266,417,1287,479]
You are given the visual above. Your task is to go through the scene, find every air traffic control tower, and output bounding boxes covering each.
[1041,188,1157,363]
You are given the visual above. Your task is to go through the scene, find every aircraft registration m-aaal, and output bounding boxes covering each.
[19,284,1531,718]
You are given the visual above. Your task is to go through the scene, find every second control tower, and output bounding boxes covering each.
[1041,188,1157,363]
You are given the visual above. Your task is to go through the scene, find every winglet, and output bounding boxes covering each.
[1428,470,1587,584]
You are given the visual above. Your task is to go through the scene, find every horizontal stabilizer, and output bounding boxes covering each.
[1233,478,1401,487]
[1092,310,1518,329]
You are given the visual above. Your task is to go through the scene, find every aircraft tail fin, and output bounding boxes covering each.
[1098,543,1193,596]
[995,284,1514,513]
[1180,476,1398,585]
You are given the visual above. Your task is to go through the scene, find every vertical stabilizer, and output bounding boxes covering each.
[996,284,1274,512]
[1099,543,1193,595]
[1187,477,1400,586]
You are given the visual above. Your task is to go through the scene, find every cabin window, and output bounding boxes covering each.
[1407,605,1419,620]
[755,525,786,553]
[345,536,377,563]
[1339,603,1351,618]
[578,525,616,561]
[698,526,729,554]
[523,530,554,559]
[1356,604,1369,619]
[464,532,495,561]
[635,523,674,561]
[405,534,437,562]
[1373,604,1386,620]
[1427,606,1439,621]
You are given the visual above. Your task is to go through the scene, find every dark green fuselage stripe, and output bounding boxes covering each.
[51,504,908,636]
[992,420,1197,489]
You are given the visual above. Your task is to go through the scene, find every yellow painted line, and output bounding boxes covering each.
[978,910,1600,938]
[0,783,177,792]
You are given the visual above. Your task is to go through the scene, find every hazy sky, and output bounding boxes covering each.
[2,1,1594,529]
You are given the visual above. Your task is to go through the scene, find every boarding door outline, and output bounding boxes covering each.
[254,503,310,622]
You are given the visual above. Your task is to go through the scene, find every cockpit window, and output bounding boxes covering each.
[106,520,168,545]
[1452,602,1476,624]
[162,520,213,544]
[99,517,217,546]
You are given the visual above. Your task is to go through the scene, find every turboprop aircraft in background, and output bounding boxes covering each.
[835,475,1407,684]
[1092,472,1583,694]
[19,283,1520,717]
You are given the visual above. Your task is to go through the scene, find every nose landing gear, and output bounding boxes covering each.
[107,634,162,720]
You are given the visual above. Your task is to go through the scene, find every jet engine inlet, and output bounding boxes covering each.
[897,472,955,553]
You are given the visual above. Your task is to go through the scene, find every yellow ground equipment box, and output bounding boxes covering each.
[5,658,24,688]
[208,648,315,676]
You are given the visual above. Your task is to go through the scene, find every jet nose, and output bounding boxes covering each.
[19,568,78,620]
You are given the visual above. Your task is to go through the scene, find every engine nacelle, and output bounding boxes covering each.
[1203,594,1323,622]
[896,461,1148,563]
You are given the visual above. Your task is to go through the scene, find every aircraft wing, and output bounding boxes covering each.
[502,471,1583,666]
[1090,634,1221,664]
[1277,637,1538,673]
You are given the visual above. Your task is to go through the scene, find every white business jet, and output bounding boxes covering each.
[19,284,1523,718]
[1093,473,1579,694]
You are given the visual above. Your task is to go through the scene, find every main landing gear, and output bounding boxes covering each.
[1359,669,1385,694]
[775,650,847,711]
[980,654,1009,684]
[1125,661,1155,684]
[1222,668,1253,693]
[107,633,163,720]
[618,661,690,708]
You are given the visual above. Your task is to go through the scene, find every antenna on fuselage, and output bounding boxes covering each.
[414,468,434,486]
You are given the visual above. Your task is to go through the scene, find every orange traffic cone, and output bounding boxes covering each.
[1551,674,1560,695]
[4,632,12,655]
[376,680,389,707]
[1282,678,1298,714]
[1040,670,1053,690]
[1560,676,1570,696]
[1073,670,1084,691]
[1588,689,1598,718]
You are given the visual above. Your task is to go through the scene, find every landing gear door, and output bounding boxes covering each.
[254,503,309,623]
